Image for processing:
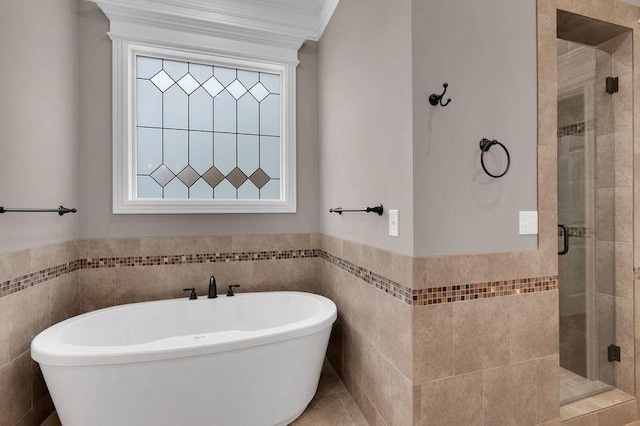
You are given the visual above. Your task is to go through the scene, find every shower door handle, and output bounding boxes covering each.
[558,224,569,256]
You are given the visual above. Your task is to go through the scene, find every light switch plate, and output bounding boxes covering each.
[389,209,399,237]
[519,211,538,235]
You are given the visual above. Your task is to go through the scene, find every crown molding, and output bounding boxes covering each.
[90,0,339,50]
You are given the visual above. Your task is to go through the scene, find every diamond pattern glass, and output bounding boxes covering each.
[203,77,224,97]
[249,82,269,102]
[136,55,281,200]
[227,167,248,189]
[151,165,174,187]
[150,70,174,92]
[177,74,200,95]
[178,166,200,187]
[203,167,225,189]
[227,80,248,100]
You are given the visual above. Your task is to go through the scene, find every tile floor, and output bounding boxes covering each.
[41,360,367,426]
[560,367,612,405]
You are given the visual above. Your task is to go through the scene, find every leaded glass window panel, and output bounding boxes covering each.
[135,56,281,200]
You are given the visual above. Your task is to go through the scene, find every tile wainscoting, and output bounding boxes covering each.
[0,233,576,425]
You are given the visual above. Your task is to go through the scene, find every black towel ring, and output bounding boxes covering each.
[479,138,510,178]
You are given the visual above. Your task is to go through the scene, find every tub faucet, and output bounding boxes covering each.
[208,276,217,299]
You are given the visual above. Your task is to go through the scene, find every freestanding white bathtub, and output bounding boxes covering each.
[32,291,337,426]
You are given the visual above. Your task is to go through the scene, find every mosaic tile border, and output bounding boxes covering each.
[412,276,558,306]
[557,225,592,239]
[557,119,596,138]
[80,249,318,269]
[1,248,559,306]
[0,260,80,298]
[318,250,414,304]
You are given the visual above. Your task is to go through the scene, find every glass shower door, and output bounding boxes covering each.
[557,39,616,404]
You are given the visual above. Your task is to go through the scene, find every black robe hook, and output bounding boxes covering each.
[429,83,452,107]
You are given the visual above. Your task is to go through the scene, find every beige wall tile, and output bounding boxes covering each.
[372,289,412,379]
[412,257,428,290]
[360,244,391,281]
[483,361,537,426]
[0,352,32,426]
[487,251,540,282]
[326,319,343,378]
[15,394,53,426]
[30,241,78,272]
[453,297,510,374]
[537,355,560,424]
[615,187,633,243]
[342,240,363,267]
[597,134,615,189]
[231,233,311,252]
[420,372,483,426]
[616,351,634,395]
[6,285,51,360]
[413,304,453,385]
[345,378,376,426]
[390,253,413,288]
[598,293,615,347]
[561,413,597,426]
[598,241,615,296]
[597,188,615,242]
[539,211,559,276]
[0,249,31,283]
[79,269,115,313]
[615,242,633,300]
[140,235,233,256]
[538,78,558,147]
[615,3,640,29]
[0,298,9,368]
[616,295,634,356]
[32,359,47,404]
[79,238,141,258]
[318,234,343,258]
[596,400,637,426]
[614,73,633,133]
[342,320,364,390]
[425,254,488,288]
[539,145,558,213]
[361,340,412,426]
[115,266,171,304]
[336,272,377,343]
[49,273,80,325]
[614,130,633,188]
[510,291,559,363]
[412,385,421,425]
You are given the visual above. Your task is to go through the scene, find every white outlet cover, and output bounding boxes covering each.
[389,209,399,237]
[519,211,538,235]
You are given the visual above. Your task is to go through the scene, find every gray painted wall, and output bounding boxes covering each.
[318,0,415,255]
[412,0,538,255]
[77,3,320,239]
[0,0,80,253]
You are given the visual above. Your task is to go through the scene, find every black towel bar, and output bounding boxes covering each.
[329,205,384,216]
[0,206,77,216]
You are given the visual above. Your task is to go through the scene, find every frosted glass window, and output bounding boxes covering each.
[135,56,281,200]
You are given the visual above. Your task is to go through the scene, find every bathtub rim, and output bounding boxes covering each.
[32,291,336,367]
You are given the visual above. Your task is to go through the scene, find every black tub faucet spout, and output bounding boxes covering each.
[208,276,217,299]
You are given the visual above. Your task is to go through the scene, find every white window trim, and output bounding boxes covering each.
[110,23,298,214]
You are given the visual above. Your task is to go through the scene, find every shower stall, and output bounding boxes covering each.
[556,11,633,405]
